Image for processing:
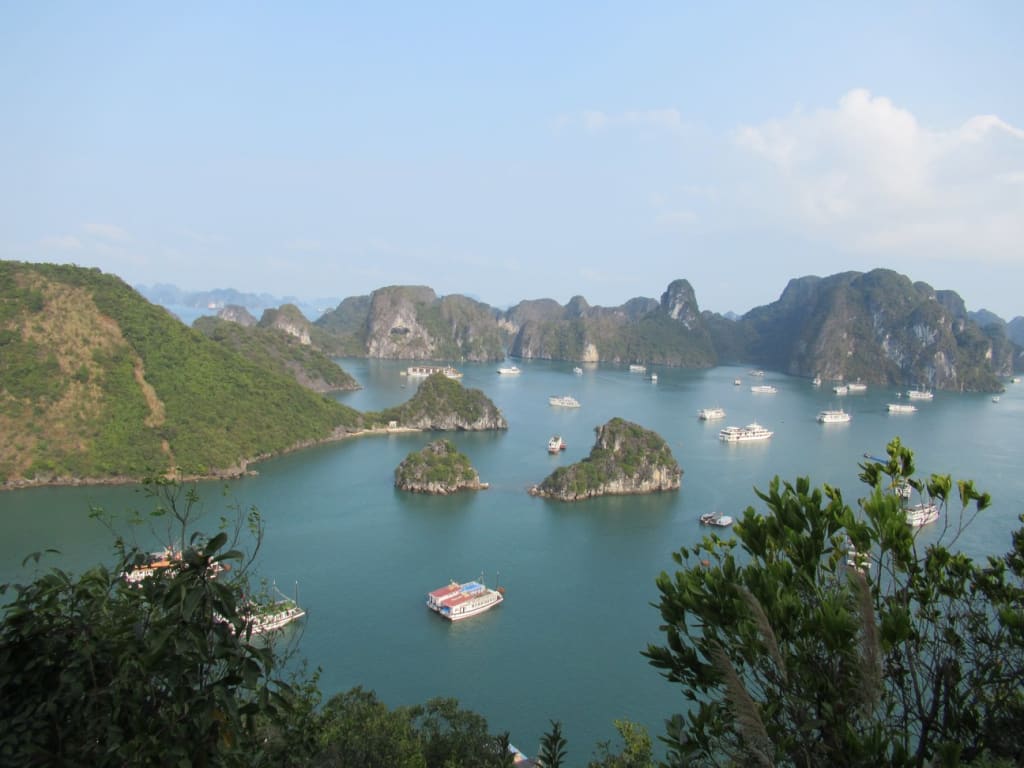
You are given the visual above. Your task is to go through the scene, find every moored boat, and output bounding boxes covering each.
[812,375,822,387]
[698,407,726,420]
[907,389,934,400]
[497,365,521,375]
[719,422,773,442]
[404,365,463,379]
[573,366,583,375]
[547,435,566,453]
[245,589,306,635]
[847,382,867,392]
[699,512,734,527]
[833,384,849,395]
[817,408,851,424]
[906,502,939,527]
[751,384,777,393]
[548,395,580,408]
[733,378,742,386]
[426,578,505,621]
[629,364,646,373]
[887,403,917,413]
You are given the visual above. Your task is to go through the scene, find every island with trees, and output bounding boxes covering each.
[530,417,681,501]
[394,439,489,494]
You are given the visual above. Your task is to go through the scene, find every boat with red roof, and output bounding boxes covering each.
[426,576,504,621]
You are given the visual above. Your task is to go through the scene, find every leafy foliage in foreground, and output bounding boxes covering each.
[0,261,362,484]
[645,438,1024,766]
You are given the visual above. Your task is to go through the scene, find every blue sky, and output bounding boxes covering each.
[3,2,1023,318]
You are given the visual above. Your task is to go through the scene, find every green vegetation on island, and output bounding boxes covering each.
[193,315,360,393]
[0,261,362,486]
[367,373,508,432]
[531,418,681,501]
[394,439,486,494]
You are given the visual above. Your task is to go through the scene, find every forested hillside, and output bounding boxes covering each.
[0,261,362,486]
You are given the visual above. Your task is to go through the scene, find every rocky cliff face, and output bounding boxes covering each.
[509,280,715,367]
[393,439,488,494]
[729,269,1008,391]
[530,418,681,501]
[317,286,507,361]
[374,374,508,431]
[259,304,312,345]
[217,305,256,326]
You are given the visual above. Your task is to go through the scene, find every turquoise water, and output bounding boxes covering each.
[2,360,1022,757]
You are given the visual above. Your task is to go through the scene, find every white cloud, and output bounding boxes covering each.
[734,88,1024,264]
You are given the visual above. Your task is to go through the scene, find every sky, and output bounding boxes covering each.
[3,2,1023,319]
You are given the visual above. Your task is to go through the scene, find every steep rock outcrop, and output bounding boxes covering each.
[373,373,507,431]
[394,439,488,494]
[217,304,256,327]
[509,280,715,367]
[259,304,312,345]
[529,418,681,501]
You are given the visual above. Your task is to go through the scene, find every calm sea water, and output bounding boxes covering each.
[2,360,1022,758]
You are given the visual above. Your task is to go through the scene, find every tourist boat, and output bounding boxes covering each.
[648,373,658,382]
[749,369,765,377]
[245,587,306,635]
[404,365,463,379]
[733,378,742,386]
[629,364,646,373]
[812,375,822,387]
[699,512,734,527]
[907,389,934,400]
[846,539,870,573]
[122,546,228,584]
[497,365,521,375]
[1012,377,1021,384]
[426,578,505,621]
[906,502,940,527]
[887,403,917,413]
[833,384,849,395]
[698,407,726,421]
[847,381,867,393]
[547,435,566,453]
[573,366,583,375]
[548,395,580,408]
[750,384,777,394]
[817,409,851,424]
[719,423,773,442]
[894,480,912,499]
[992,396,1000,403]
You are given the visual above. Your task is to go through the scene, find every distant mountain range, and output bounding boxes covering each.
[116,269,1024,391]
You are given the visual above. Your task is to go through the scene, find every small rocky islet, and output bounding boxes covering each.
[530,417,681,501]
[394,439,488,495]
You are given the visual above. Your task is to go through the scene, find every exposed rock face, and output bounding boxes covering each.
[376,373,508,431]
[729,269,1009,391]
[217,304,256,326]
[394,439,488,494]
[259,304,312,345]
[508,281,715,367]
[530,418,681,501]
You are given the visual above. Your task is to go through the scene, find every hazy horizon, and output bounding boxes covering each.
[4,4,1023,319]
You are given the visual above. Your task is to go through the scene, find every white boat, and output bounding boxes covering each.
[751,384,777,394]
[893,480,912,499]
[749,369,765,377]
[992,396,1000,403]
[699,512,734,527]
[812,375,822,387]
[548,395,580,408]
[426,579,504,621]
[629,364,646,373]
[404,365,463,380]
[497,365,521,375]
[649,373,658,382]
[547,435,566,453]
[846,539,870,573]
[817,409,851,424]
[847,381,867,393]
[734,378,742,386]
[719,423,773,442]
[573,366,583,375]
[833,384,849,395]
[887,403,917,413]
[907,389,934,400]
[906,502,939,527]
[1012,377,1021,384]
[245,593,306,635]
[698,407,726,421]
